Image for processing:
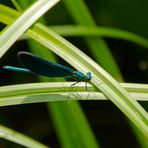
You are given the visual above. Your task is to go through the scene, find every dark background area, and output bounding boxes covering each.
[0,0,148,148]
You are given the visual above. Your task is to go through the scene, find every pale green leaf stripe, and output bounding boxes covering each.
[0,125,48,148]
[0,0,60,58]
[0,4,148,49]
[0,82,148,106]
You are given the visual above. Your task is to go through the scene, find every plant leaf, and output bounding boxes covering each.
[0,0,60,58]
[0,82,148,106]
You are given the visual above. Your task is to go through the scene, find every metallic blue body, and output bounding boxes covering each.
[3,51,92,82]
[3,65,32,73]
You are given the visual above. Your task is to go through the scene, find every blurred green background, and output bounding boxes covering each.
[0,0,148,147]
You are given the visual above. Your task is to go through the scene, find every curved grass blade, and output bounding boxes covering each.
[0,82,148,106]
[49,25,148,49]
[0,125,48,148]
[0,0,60,58]
[1,4,148,50]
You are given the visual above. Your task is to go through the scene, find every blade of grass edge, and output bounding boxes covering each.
[0,0,60,58]
[0,125,48,148]
[0,82,148,106]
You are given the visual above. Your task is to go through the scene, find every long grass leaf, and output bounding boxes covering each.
[0,125,48,148]
[0,82,148,106]
[0,1,147,141]
[49,25,148,48]
[1,5,148,50]
[63,0,123,81]
[0,0,59,58]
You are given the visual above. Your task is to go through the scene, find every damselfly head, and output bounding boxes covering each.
[86,72,92,80]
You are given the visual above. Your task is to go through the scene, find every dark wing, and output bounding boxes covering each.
[17,51,74,77]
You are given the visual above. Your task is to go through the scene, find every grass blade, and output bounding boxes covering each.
[0,1,148,143]
[0,125,48,148]
[49,25,148,48]
[63,0,123,81]
[0,82,148,106]
[1,5,148,50]
[0,0,60,58]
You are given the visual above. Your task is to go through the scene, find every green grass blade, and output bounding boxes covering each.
[0,125,48,148]
[53,0,148,145]
[1,5,148,50]
[49,101,99,148]
[11,0,23,12]
[0,82,148,106]
[0,1,148,144]
[0,0,60,58]
[49,25,148,48]
[63,0,123,81]
[0,4,19,25]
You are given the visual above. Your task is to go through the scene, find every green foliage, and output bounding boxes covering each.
[0,0,148,147]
